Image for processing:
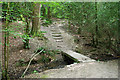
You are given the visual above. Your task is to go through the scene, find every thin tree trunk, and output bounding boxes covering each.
[48,6,51,19]
[107,32,111,49]
[3,2,10,80]
[95,1,98,47]
[43,5,46,19]
[3,27,7,79]
[92,33,95,47]
[31,3,40,35]
[38,4,42,31]
[24,17,30,49]
[117,2,120,55]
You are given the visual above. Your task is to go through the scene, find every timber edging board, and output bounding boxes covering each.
[61,50,96,63]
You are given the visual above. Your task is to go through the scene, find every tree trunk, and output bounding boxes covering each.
[3,2,10,80]
[48,6,51,19]
[95,2,98,48]
[38,4,42,30]
[43,5,46,17]
[117,2,120,55]
[31,3,40,35]
[42,4,46,19]
[92,33,95,47]
[107,32,111,49]
[24,17,30,49]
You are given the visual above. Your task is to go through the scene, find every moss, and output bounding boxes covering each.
[40,75,49,78]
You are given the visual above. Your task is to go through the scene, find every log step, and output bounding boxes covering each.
[52,34,62,37]
[55,40,63,42]
[53,37,63,39]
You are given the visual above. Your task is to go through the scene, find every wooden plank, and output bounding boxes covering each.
[52,34,61,37]
[53,37,63,39]
[62,50,95,63]
[56,40,63,42]
[52,32,61,34]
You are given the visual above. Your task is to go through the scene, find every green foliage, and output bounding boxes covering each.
[22,34,32,41]
[2,2,34,49]
[1,2,119,72]
[0,41,2,44]
[37,47,57,56]
[50,2,119,54]
[33,31,47,41]
[42,19,52,27]
[16,61,26,67]
[32,70,38,74]
[35,47,58,63]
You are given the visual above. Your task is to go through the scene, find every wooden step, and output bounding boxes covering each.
[57,45,62,48]
[51,30,59,33]
[52,32,61,34]
[53,37,63,39]
[55,40,63,42]
[51,29,57,31]
[51,26,55,27]
[51,27,58,29]
[52,34,62,37]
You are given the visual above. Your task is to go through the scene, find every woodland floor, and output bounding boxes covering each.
[2,21,67,78]
[2,19,119,78]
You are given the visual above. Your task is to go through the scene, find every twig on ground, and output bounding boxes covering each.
[21,49,44,78]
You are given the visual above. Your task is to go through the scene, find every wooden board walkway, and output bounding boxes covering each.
[62,50,95,63]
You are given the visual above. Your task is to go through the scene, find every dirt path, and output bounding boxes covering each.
[25,60,118,78]
[41,21,76,51]
[41,21,95,62]
[24,20,118,78]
